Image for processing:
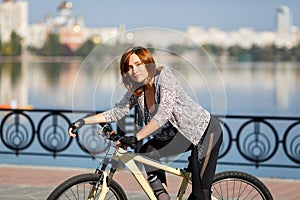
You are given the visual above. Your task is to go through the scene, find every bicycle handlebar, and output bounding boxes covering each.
[70,122,116,139]
[98,124,121,142]
[70,122,132,150]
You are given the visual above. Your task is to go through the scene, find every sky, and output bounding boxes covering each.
[27,0,300,32]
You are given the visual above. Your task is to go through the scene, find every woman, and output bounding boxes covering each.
[69,46,222,200]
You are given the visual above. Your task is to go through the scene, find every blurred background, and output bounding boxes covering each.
[0,0,299,112]
[0,0,300,181]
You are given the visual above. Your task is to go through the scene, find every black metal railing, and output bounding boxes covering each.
[215,115,300,168]
[0,108,299,169]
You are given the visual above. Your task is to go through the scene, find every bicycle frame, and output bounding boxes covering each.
[48,125,273,200]
[99,147,191,200]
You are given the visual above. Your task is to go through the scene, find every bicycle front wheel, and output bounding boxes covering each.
[212,171,273,200]
[47,173,127,200]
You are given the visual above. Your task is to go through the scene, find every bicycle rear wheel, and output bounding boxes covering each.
[212,171,273,200]
[47,173,127,200]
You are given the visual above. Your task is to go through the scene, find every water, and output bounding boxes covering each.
[0,54,300,179]
[1,55,299,116]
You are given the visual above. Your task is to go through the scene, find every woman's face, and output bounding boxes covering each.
[127,53,149,84]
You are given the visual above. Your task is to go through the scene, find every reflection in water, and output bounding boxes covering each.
[0,61,24,108]
[0,55,299,116]
[43,63,62,87]
[220,61,300,115]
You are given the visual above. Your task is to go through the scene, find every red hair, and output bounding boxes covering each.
[120,46,156,96]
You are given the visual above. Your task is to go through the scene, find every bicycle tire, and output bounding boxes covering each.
[212,171,273,200]
[47,173,127,200]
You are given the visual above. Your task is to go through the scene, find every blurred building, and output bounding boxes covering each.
[1,1,299,51]
[52,2,88,51]
[26,1,120,50]
[187,5,299,49]
[27,1,88,51]
[275,5,298,48]
[26,22,47,49]
[277,5,292,35]
[0,0,28,43]
[186,26,277,48]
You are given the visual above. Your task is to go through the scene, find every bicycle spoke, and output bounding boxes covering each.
[69,187,78,199]
[212,178,267,200]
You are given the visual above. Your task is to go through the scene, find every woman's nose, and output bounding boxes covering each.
[132,65,138,72]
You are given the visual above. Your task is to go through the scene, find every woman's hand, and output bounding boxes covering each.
[68,118,85,137]
[117,136,138,149]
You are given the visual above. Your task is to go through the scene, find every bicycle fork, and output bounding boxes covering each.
[85,171,109,200]
[87,158,117,200]
[97,171,109,200]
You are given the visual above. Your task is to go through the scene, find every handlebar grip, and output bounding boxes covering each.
[110,133,122,141]
[70,125,78,134]
[101,124,112,133]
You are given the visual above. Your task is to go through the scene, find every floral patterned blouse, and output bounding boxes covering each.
[143,103,177,141]
[103,67,211,145]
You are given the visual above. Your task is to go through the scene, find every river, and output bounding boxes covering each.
[1,54,299,116]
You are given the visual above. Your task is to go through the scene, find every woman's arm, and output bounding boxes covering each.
[116,118,160,146]
[84,113,106,125]
[135,118,160,141]
[153,68,177,127]
[69,91,136,138]
[136,68,176,141]
[69,109,129,138]
[68,113,107,138]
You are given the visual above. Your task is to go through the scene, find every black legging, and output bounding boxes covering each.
[188,115,223,200]
[138,115,223,200]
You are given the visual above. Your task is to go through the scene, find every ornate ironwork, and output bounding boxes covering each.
[283,121,300,163]
[0,111,35,155]
[76,124,111,155]
[37,112,72,156]
[236,119,279,163]
[217,119,232,159]
[0,108,300,168]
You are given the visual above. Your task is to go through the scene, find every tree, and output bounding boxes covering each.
[249,45,262,61]
[40,33,64,56]
[0,35,2,54]
[167,44,187,55]
[1,43,12,56]
[292,43,300,61]
[11,31,23,56]
[75,39,97,56]
[261,45,278,61]
[228,45,240,57]
[0,31,23,56]
[202,44,224,56]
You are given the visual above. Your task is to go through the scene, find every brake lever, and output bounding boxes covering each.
[71,125,78,135]
[98,124,121,141]
[107,129,122,141]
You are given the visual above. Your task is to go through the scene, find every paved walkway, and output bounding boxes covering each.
[0,164,299,200]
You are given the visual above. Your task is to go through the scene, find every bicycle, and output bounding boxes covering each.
[47,124,273,200]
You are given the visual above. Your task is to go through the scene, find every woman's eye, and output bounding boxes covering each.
[128,66,133,70]
[127,63,143,71]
